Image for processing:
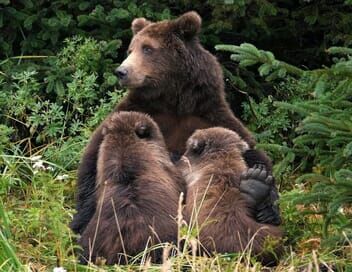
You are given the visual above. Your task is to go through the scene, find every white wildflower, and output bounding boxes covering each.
[33,160,45,170]
[47,166,55,171]
[338,207,345,215]
[55,174,69,181]
[53,267,67,272]
[30,155,42,161]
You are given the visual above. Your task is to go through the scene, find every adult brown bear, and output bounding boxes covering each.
[71,12,281,235]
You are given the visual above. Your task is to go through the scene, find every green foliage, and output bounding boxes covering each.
[216,43,304,80]
[0,201,23,272]
[218,42,352,251]
[1,1,352,270]
[0,1,171,58]
[0,36,124,169]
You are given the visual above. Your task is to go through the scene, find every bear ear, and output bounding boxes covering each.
[236,140,249,154]
[172,11,202,40]
[188,137,206,155]
[131,18,151,35]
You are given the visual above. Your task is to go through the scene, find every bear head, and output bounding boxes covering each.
[97,111,168,185]
[115,12,206,97]
[184,127,249,162]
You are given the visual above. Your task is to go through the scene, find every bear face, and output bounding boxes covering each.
[115,12,206,98]
[184,127,249,163]
[179,127,249,189]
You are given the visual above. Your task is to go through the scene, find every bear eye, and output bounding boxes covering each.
[142,45,153,55]
[135,125,151,139]
[190,140,205,155]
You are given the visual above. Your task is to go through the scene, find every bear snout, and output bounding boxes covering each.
[115,66,128,80]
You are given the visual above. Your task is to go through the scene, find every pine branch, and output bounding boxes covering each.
[215,43,305,78]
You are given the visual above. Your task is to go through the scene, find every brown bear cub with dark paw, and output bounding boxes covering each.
[180,128,282,264]
[79,112,186,265]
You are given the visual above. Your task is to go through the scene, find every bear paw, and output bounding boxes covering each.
[240,164,281,226]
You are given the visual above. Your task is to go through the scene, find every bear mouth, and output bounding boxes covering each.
[118,76,146,89]
[118,78,131,87]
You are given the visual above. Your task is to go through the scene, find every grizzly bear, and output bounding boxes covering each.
[70,11,281,235]
[180,127,282,265]
[78,111,185,264]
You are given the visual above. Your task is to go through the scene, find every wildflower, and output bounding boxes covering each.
[55,174,69,181]
[33,160,45,170]
[338,207,345,215]
[53,267,67,272]
[30,155,42,161]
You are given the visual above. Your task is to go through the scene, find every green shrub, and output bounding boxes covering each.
[0,36,124,168]
[217,43,352,251]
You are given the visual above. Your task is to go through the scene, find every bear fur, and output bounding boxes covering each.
[71,11,279,235]
[78,111,185,264]
[180,127,282,265]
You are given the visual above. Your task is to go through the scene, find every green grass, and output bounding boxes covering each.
[0,151,351,271]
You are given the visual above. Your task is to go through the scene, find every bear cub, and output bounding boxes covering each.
[180,127,282,264]
[78,111,186,265]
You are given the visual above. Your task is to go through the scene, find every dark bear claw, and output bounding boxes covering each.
[240,164,281,226]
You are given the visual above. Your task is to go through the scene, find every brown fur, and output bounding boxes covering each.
[180,128,282,264]
[116,11,255,150]
[78,112,185,265]
[70,11,272,236]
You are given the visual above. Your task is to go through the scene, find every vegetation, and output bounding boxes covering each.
[1,1,352,271]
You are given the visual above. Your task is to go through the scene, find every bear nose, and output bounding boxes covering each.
[115,67,128,80]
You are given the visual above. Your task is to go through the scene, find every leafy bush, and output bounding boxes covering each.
[0,36,124,169]
[217,43,352,251]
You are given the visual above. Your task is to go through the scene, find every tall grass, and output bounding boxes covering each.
[0,200,23,272]
[0,152,349,271]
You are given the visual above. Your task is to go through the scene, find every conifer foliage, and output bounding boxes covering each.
[217,43,352,245]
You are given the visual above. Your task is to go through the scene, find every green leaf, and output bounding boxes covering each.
[264,51,275,62]
[78,1,91,11]
[107,75,117,86]
[238,59,258,67]
[258,63,272,76]
[335,169,352,183]
[115,8,130,19]
[24,15,38,30]
[240,43,261,58]
[304,6,318,25]
[215,44,240,53]
[343,142,352,157]
[77,15,90,26]
[55,81,65,97]
[277,68,287,78]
